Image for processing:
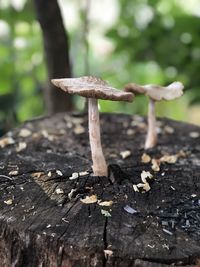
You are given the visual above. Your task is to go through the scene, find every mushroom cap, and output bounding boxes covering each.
[52,76,134,102]
[124,81,184,101]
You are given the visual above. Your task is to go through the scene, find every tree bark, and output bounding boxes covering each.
[33,0,74,113]
[0,113,200,266]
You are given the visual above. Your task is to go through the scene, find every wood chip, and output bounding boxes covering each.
[0,137,15,148]
[56,170,63,176]
[16,142,27,152]
[4,199,13,205]
[126,129,135,135]
[55,188,64,194]
[164,125,174,134]
[189,132,199,138]
[68,189,76,200]
[41,130,54,141]
[151,159,160,172]
[101,209,111,217]
[78,171,89,176]
[47,171,52,177]
[8,170,19,176]
[160,155,178,164]
[133,184,139,192]
[18,128,32,137]
[120,150,131,159]
[31,172,44,178]
[98,200,113,207]
[69,172,79,180]
[73,125,85,135]
[104,250,113,256]
[141,171,153,183]
[80,195,97,204]
[141,153,151,163]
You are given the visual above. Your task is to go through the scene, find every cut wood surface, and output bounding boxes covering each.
[0,113,199,267]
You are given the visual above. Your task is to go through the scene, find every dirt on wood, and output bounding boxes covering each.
[0,113,199,267]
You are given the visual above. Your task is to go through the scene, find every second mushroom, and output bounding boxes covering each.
[124,82,184,149]
[52,76,134,177]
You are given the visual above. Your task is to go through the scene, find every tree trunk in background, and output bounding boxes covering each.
[33,0,74,113]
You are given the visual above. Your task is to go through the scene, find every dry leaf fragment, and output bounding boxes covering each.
[151,159,160,172]
[8,170,19,176]
[141,153,151,163]
[69,172,79,180]
[98,200,113,207]
[19,128,32,138]
[189,132,199,138]
[120,150,131,159]
[80,195,97,204]
[4,199,13,205]
[104,250,113,256]
[16,142,27,152]
[73,125,85,135]
[0,137,15,148]
[160,155,177,164]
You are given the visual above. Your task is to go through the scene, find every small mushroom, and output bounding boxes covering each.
[52,76,134,177]
[124,81,184,149]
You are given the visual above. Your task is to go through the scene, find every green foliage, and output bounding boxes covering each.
[0,1,45,135]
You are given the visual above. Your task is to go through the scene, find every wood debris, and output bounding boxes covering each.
[189,132,199,138]
[68,189,76,200]
[18,128,32,138]
[160,154,178,164]
[141,153,151,163]
[141,170,153,183]
[69,172,79,180]
[164,125,174,134]
[56,170,63,176]
[4,199,13,205]
[101,209,111,217]
[16,142,27,152]
[73,125,85,135]
[98,200,113,207]
[47,171,52,177]
[41,130,54,141]
[133,184,139,192]
[0,137,15,148]
[126,129,135,135]
[31,172,44,178]
[8,170,19,176]
[151,159,160,172]
[80,195,97,204]
[120,150,131,159]
[55,188,64,194]
[79,171,89,176]
[104,250,113,256]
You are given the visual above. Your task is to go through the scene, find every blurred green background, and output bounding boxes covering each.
[0,0,200,136]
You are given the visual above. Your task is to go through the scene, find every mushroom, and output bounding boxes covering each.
[52,76,134,177]
[124,81,184,149]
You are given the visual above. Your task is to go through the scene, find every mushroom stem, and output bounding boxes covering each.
[145,99,157,149]
[88,98,108,176]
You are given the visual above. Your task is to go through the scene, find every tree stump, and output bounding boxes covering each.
[0,113,199,267]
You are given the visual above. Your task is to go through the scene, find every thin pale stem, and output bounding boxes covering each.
[145,99,157,149]
[88,98,107,176]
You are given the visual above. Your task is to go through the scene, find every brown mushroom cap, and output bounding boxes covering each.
[52,76,134,102]
[124,81,184,101]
